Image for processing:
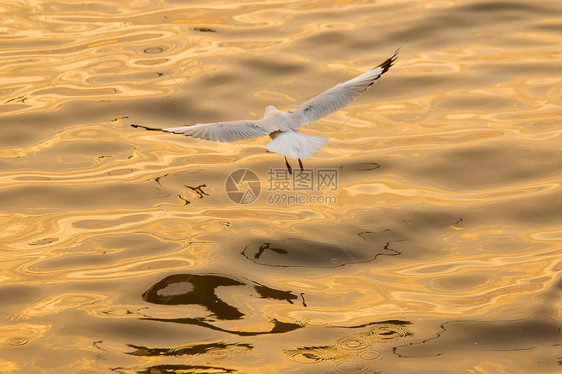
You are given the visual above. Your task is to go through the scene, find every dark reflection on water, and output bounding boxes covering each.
[248,321,409,372]
[142,315,303,337]
[240,230,402,268]
[285,320,411,368]
[141,273,414,342]
[142,273,305,335]
[394,318,560,358]
[126,342,252,357]
[113,364,236,374]
[143,273,302,309]
[143,274,246,320]
[253,281,300,304]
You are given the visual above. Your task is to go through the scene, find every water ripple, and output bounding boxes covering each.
[0,0,560,372]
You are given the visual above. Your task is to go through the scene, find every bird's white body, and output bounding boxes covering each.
[265,129,328,160]
[259,105,328,159]
[142,50,399,169]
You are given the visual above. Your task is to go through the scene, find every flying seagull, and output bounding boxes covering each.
[132,49,398,174]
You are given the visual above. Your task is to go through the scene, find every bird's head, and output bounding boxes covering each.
[264,105,278,116]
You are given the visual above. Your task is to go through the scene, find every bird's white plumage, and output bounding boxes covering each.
[164,120,270,142]
[157,50,399,159]
[287,64,391,128]
[265,131,328,160]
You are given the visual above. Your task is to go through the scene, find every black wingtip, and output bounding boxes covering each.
[376,48,400,74]
[131,124,163,132]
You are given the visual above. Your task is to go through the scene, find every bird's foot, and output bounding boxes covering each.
[298,158,304,171]
[285,156,293,175]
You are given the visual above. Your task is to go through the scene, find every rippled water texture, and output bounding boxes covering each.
[1,0,561,373]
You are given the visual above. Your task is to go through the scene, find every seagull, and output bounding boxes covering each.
[132,49,398,174]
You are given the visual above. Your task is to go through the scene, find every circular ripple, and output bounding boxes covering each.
[338,337,369,351]
[208,350,230,360]
[144,46,164,54]
[333,360,371,374]
[231,346,247,354]
[357,349,381,361]
[291,354,318,364]
[303,316,330,327]
[286,346,341,364]
[369,325,408,341]
[8,337,29,346]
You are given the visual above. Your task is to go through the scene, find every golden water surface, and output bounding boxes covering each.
[1,0,561,373]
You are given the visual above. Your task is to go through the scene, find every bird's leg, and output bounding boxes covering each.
[284,156,293,175]
[298,158,304,171]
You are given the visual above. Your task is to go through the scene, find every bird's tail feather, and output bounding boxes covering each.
[265,131,327,159]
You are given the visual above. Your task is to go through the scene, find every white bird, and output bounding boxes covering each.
[133,50,398,173]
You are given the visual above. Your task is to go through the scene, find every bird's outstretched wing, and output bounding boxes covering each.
[288,49,399,129]
[133,50,399,142]
[163,120,271,143]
